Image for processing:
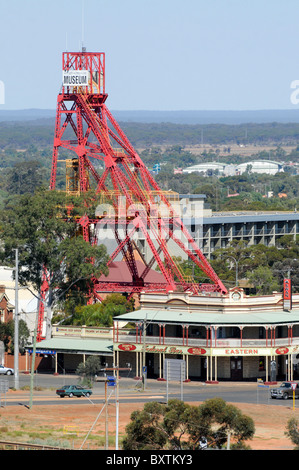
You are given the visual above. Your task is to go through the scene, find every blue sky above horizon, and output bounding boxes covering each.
[1,0,299,111]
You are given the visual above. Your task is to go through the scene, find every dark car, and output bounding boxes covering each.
[270,381,299,399]
[56,385,92,398]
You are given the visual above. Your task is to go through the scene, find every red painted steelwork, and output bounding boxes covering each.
[47,50,226,314]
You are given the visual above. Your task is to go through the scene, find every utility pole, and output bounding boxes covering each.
[102,367,131,449]
[227,431,231,450]
[29,298,40,409]
[224,255,240,287]
[116,366,119,449]
[105,379,108,449]
[142,315,147,390]
[14,249,19,390]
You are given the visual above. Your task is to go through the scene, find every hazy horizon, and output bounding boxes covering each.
[1,108,299,125]
[1,1,299,112]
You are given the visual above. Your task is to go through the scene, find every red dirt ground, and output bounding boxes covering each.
[0,390,298,450]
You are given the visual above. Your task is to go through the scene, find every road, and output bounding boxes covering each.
[0,373,296,408]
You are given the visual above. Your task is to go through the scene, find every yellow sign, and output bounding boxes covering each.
[63,425,79,436]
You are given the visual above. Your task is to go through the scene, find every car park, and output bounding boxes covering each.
[56,384,92,398]
[0,365,14,375]
[270,381,299,399]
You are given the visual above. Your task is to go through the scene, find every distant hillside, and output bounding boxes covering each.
[0,117,299,150]
[1,108,299,124]
[0,109,56,122]
[112,109,299,125]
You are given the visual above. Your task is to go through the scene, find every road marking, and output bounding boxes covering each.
[4,394,166,402]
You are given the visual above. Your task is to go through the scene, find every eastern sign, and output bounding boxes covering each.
[116,343,297,356]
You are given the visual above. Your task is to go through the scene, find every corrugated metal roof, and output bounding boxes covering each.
[114,308,299,326]
[203,213,299,224]
[30,338,113,355]
[179,213,299,225]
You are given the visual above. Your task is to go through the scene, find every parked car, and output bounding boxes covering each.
[56,385,92,398]
[0,365,14,375]
[270,381,299,399]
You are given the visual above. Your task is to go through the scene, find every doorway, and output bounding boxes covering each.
[230,356,243,380]
[146,353,155,378]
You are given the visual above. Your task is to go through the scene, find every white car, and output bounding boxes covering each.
[0,365,14,375]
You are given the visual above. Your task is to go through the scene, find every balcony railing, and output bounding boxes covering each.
[116,334,299,348]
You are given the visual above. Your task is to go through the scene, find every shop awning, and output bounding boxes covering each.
[27,338,113,356]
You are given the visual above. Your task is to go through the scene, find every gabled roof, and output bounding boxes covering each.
[98,260,166,284]
[0,293,14,308]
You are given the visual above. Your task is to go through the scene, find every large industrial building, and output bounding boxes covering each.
[183,162,226,175]
[236,160,283,175]
[132,194,299,261]
[182,159,284,176]
[198,210,299,258]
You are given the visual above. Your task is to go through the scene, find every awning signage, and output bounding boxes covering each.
[116,343,298,357]
[28,349,56,355]
[275,347,289,355]
[188,347,207,355]
[118,344,136,351]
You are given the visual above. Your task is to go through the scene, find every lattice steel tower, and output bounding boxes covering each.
[49,50,227,301]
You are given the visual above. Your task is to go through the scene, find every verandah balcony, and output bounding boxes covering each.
[115,332,299,349]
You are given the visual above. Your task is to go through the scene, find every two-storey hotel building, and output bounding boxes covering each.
[113,288,299,383]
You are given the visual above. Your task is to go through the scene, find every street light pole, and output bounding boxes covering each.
[14,249,19,390]
[225,255,239,287]
[102,367,131,449]
[142,314,147,390]
[29,297,39,409]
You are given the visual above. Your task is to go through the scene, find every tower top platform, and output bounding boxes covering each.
[62,51,105,95]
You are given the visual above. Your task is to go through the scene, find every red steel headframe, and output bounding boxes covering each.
[49,50,227,303]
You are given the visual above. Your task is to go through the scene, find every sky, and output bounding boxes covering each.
[1,0,299,111]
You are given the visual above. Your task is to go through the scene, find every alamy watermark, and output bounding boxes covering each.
[94,196,204,250]
[0,80,4,104]
[290,80,299,104]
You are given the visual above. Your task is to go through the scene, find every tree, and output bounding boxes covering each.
[198,398,255,449]
[5,160,44,195]
[76,356,102,384]
[122,398,255,450]
[61,293,135,327]
[0,320,13,352]
[285,417,299,449]
[122,401,171,450]
[246,266,280,295]
[9,319,30,354]
[0,189,109,334]
[273,258,299,293]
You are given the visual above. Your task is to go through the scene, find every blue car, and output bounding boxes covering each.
[56,385,92,398]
